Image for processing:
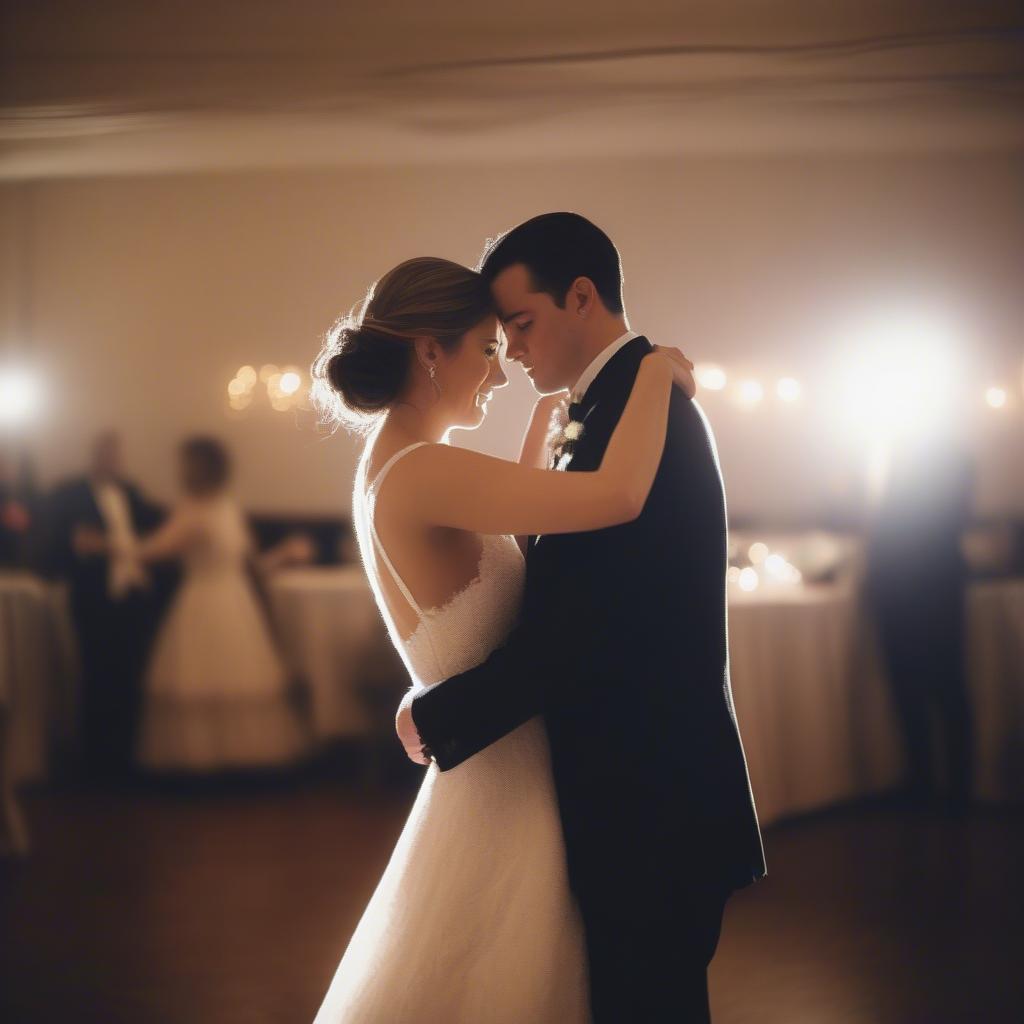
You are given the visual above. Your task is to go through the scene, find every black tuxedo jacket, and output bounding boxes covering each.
[45,476,164,603]
[412,336,766,914]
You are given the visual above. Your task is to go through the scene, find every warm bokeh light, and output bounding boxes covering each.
[0,367,44,427]
[764,552,803,584]
[226,363,305,413]
[695,363,727,391]
[748,541,769,564]
[834,309,960,444]
[776,377,801,402]
[737,380,764,406]
[985,386,1007,410]
[738,567,759,592]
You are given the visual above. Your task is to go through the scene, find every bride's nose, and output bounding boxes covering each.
[491,363,509,389]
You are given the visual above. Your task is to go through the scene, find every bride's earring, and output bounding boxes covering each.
[428,362,442,399]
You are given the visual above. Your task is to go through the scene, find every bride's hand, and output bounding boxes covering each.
[649,346,696,399]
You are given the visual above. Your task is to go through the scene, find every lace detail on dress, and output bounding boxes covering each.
[353,442,525,687]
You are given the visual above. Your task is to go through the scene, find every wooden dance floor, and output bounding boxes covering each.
[1,778,1022,1022]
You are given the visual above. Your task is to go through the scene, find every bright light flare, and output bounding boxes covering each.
[776,377,801,402]
[834,310,960,444]
[279,371,301,396]
[0,367,43,427]
[738,567,759,592]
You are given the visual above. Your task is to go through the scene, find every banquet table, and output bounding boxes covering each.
[4,564,1020,811]
[0,573,79,784]
[726,578,903,826]
[968,579,1024,803]
[268,566,402,739]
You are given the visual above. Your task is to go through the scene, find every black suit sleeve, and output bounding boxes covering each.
[411,605,578,770]
[126,483,166,533]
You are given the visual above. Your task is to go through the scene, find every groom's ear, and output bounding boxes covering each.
[568,276,596,318]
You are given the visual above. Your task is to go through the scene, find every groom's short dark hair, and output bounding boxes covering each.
[478,212,624,315]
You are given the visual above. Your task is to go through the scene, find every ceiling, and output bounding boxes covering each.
[2,1,1023,178]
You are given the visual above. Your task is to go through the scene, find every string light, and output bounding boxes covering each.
[737,380,764,406]
[226,363,306,414]
[984,386,1007,410]
[696,364,727,390]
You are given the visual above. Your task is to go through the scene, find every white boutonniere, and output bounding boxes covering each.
[548,399,585,469]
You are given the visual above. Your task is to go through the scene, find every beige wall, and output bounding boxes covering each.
[2,150,1022,521]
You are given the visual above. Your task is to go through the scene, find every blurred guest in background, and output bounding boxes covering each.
[45,430,165,780]
[0,444,38,569]
[865,430,975,811]
[80,436,312,773]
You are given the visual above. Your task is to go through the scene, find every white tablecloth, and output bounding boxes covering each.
[6,563,1019,809]
[267,568,1022,813]
[268,566,397,738]
[727,580,903,826]
[0,573,79,783]
[968,579,1024,803]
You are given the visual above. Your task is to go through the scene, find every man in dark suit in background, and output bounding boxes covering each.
[865,432,975,811]
[46,431,167,780]
[397,214,766,1022]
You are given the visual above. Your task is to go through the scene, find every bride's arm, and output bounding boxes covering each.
[133,508,200,563]
[395,352,679,537]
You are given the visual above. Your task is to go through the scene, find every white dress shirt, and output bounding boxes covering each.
[569,330,641,404]
[91,480,148,598]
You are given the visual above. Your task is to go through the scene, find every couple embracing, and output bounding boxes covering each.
[311,213,765,1023]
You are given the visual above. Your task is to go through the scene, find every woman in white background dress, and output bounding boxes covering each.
[83,436,312,772]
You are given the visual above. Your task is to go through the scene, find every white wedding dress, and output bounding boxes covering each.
[314,442,589,1023]
[137,494,307,771]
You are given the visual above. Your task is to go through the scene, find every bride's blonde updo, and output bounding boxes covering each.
[312,257,495,432]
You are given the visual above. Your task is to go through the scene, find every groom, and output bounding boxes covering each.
[397,212,766,1021]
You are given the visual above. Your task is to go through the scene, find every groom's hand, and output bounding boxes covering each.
[395,689,431,765]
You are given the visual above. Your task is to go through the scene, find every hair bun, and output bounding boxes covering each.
[316,320,410,421]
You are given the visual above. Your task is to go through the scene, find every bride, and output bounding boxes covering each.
[310,256,694,1023]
